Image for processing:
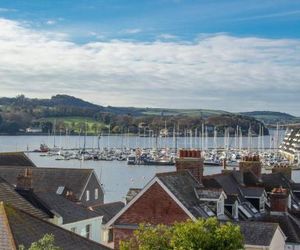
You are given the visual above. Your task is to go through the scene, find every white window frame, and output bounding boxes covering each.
[95,188,98,200]
[86,190,90,201]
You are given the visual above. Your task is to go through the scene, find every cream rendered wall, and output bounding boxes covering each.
[269,227,286,250]
[62,216,103,243]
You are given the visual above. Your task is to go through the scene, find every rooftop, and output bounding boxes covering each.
[91,201,125,224]
[0,202,110,250]
[0,177,49,219]
[0,152,36,167]
[238,221,280,246]
[0,167,94,199]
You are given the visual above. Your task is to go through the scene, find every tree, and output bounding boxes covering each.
[120,218,244,250]
[19,234,62,250]
[120,224,172,250]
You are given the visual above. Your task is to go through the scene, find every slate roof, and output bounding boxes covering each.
[261,172,292,192]
[34,192,101,224]
[0,203,110,250]
[240,187,265,198]
[195,188,223,200]
[258,214,300,244]
[91,202,125,223]
[203,172,241,197]
[204,171,264,200]
[0,167,94,199]
[0,152,37,167]
[0,177,49,219]
[156,171,210,218]
[238,221,280,246]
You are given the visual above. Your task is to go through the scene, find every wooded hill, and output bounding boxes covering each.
[0,94,274,135]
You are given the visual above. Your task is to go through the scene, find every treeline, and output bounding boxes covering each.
[27,113,268,136]
[0,95,269,135]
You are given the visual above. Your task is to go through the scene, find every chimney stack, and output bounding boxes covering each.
[16,168,33,191]
[176,149,203,182]
[239,155,262,179]
[272,165,292,180]
[270,187,289,214]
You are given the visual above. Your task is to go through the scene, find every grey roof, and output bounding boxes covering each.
[258,214,300,244]
[0,152,37,167]
[0,177,49,219]
[35,192,100,224]
[240,187,265,198]
[203,173,241,197]
[0,167,94,199]
[91,202,125,223]
[238,221,279,246]
[0,203,110,250]
[156,171,210,218]
[261,172,291,191]
[195,188,223,200]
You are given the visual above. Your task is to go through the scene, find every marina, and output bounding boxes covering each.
[1,128,299,203]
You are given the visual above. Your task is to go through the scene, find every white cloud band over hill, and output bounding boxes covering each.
[0,18,299,114]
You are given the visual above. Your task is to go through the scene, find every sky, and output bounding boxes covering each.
[0,0,299,115]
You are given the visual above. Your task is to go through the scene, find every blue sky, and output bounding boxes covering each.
[1,0,300,42]
[0,0,299,114]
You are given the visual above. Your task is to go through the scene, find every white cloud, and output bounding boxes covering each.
[46,19,56,25]
[158,33,178,40]
[0,18,299,114]
[0,8,16,12]
[122,28,142,34]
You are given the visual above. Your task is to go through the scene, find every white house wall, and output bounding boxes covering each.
[269,227,286,250]
[62,217,103,243]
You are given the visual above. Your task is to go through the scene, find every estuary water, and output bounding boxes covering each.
[1,130,296,203]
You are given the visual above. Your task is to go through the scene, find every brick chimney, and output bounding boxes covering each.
[270,187,289,214]
[272,165,292,180]
[176,149,203,182]
[239,155,262,180]
[16,168,33,191]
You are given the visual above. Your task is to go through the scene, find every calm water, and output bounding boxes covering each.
[1,131,297,203]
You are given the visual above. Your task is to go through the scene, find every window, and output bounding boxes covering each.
[86,224,91,239]
[70,227,76,233]
[95,188,98,200]
[86,190,90,201]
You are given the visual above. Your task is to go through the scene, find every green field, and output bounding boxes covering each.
[139,108,229,117]
[37,117,107,134]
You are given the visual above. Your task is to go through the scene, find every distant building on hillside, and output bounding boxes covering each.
[279,128,300,163]
[26,127,43,133]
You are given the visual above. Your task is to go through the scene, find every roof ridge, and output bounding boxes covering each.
[0,202,17,250]
[91,201,124,208]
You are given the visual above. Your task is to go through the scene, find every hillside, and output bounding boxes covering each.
[0,94,269,135]
[240,111,300,125]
